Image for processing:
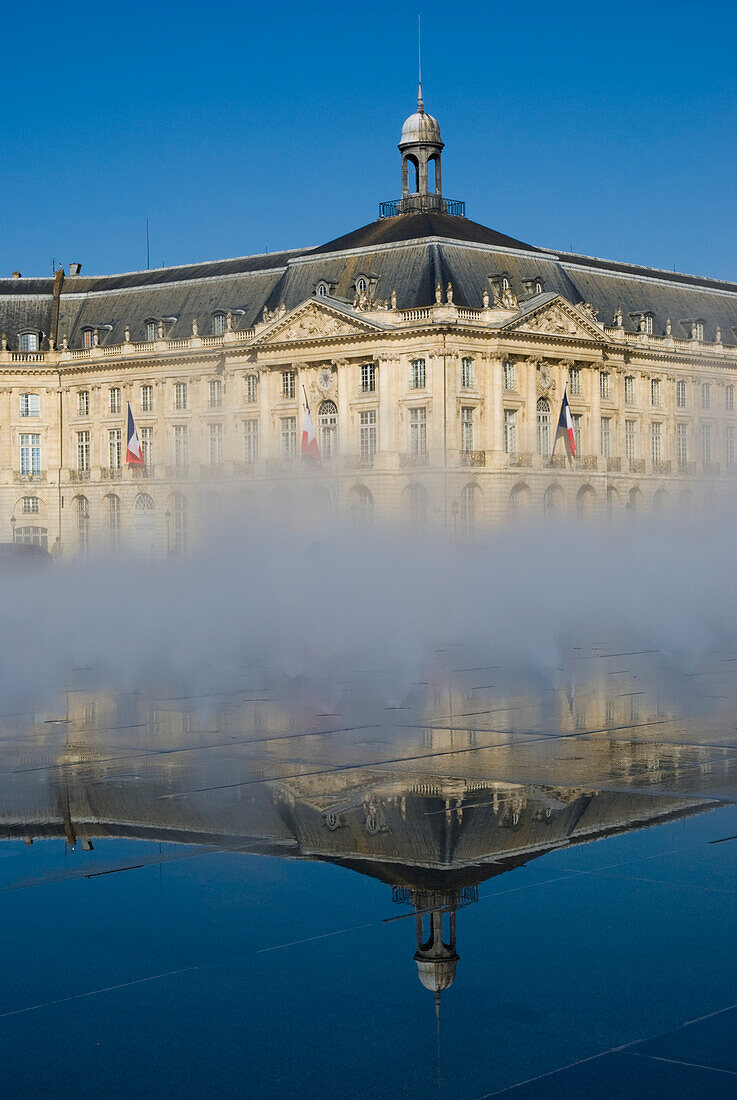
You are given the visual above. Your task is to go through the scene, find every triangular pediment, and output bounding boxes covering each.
[254,299,383,344]
[502,295,606,342]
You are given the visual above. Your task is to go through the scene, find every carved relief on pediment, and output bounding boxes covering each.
[263,303,372,343]
[515,302,603,340]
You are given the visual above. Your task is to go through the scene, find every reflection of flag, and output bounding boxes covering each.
[300,394,320,463]
[552,388,576,458]
[126,403,144,465]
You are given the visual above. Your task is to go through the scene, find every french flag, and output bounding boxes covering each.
[126,403,145,466]
[300,393,320,463]
[552,388,576,459]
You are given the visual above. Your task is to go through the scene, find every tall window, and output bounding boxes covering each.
[503,361,516,391]
[410,358,426,389]
[77,430,90,473]
[727,385,735,412]
[694,320,705,341]
[19,393,39,417]
[569,366,581,396]
[361,363,376,393]
[281,416,297,459]
[625,420,636,463]
[461,358,474,388]
[677,380,687,408]
[174,424,188,471]
[359,410,377,461]
[146,320,157,342]
[108,429,122,471]
[22,496,39,514]
[409,406,427,455]
[76,496,89,554]
[108,495,120,551]
[20,332,38,352]
[110,387,121,414]
[624,376,634,405]
[702,383,711,410]
[651,378,661,407]
[244,375,258,404]
[572,414,582,455]
[600,371,610,400]
[243,419,258,464]
[644,314,653,335]
[651,422,662,465]
[212,313,225,336]
[318,400,338,459]
[460,483,477,532]
[209,423,223,468]
[702,423,712,467]
[174,382,187,410]
[600,417,611,458]
[77,390,89,416]
[676,423,688,468]
[281,370,296,399]
[726,426,735,468]
[503,409,517,454]
[536,397,551,456]
[140,426,152,468]
[83,328,94,349]
[20,434,41,476]
[141,384,153,412]
[461,407,474,453]
[208,379,222,408]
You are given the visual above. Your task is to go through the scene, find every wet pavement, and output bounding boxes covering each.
[3,646,737,1096]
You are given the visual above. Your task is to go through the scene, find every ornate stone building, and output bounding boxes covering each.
[2,93,737,551]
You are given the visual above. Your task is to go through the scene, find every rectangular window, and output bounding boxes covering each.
[702,423,712,467]
[208,379,222,408]
[677,380,687,408]
[146,320,157,342]
[503,409,517,454]
[109,387,121,414]
[461,406,474,453]
[141,384,153,412]
[676,423,688,468]
[650,422,662,465]
[702,383,711,410]
[461,358,474,388]
[22,496,39,514]
[572,413,582,455]
[644,314,653,335]
[174,382,187,410]
[600,417,611,458]
[20,333,38,352]
[569,366,581,397]
[19,393,39,417]
[503,361,516,391]
[243,419,259,464]
[409,406,427,455]
[359,410,377,461]
[83,329,94,349]
[651,378,661,407]
[281,416,297,459]
[695,320,704,341]
[108,429,122,470]
[727,426,735,468]
[625,420,636,462]
[209,422,223,467]
[174,424,188,471]
[77,430,90,472]
[78,390,89,416]
[20,433,41,476]
[361,363,376,393]
[624,376,635,405]
[409,358,426,389]
[281,370,296,400]
[600,371,610,400]
[212,313,225,336]
[727,385,735,412]
[244,375,258,404]
[140,425,152,468]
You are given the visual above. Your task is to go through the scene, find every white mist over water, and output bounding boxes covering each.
[2,511,737,714]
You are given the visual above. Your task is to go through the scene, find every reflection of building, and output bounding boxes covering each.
[3,94,737,550]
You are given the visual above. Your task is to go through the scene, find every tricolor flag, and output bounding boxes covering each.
[300,390,320,463]
[552,388,576,459]
[126,403,145,466]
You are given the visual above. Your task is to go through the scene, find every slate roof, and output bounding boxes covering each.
[2,211,737,350]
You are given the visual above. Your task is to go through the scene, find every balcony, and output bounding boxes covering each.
[575,456,598,471]
[379,197,466,219]
[399,452,429,467]
[653,460,672,475]
[629,459,646,474]
[460,450,486,467]
[14,471,45,483]
[166,465,190,479]
[100,467,122,480]
[69,470,90,482]
[345,455,375,469]
[606,457,622,473]
[509,452,532,468]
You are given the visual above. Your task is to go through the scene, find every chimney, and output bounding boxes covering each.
[69,262,82,276]
[11,271,21,279]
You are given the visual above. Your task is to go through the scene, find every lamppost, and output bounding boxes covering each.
[10,515,16,543]
[165,509,171,554]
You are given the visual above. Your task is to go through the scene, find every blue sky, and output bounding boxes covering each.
[4,0,737,280]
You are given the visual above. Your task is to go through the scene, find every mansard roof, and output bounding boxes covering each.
[310,211,546,255]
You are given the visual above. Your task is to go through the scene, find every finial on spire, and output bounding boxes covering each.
[417,14,424,112]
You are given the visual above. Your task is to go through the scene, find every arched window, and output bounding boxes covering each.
[107,494,120,551]
[543,484,562,518]
[576,485,596,521]
[348,484,373,527]
[133,492,155,555]
[405,483,428,527]
[20,331,39,352]
[356,277,367,296]
[318,400,338,459]
[509,483,531,519]
[460,483,478,533]
[405,154,419,193]
[654,488,668,515]
[316,282,328,297]
[75,495,89,554]
[628,487,641,514]
[537,398,551,456]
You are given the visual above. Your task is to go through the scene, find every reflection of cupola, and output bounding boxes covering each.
[397,84,445,215]
[414,902,459,1014]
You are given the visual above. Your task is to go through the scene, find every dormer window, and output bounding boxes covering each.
[534,280,543,295]
[316,282,328,297]
[82,328,94,348]
[145,320,157,342]
[644,314,653,335]
[501,277,510,292]
[19,332,39,352]
[356,277,368,296]
[694,320,705,341]
[212,312,226,336]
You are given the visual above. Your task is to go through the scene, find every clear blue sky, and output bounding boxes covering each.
[4,0,737,280]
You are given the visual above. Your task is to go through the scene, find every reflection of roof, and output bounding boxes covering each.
[415,956,458,992]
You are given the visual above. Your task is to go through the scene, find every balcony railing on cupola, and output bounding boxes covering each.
[379,197,466,219]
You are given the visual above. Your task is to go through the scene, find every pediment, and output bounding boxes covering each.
[503,296,606,342]
[255,300,382,344]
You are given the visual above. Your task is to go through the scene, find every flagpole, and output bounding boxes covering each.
[302,384,309,414]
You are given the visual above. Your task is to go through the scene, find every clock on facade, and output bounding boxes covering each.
[317,367,334,391]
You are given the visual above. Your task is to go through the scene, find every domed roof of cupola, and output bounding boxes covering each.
[399,90,443,148]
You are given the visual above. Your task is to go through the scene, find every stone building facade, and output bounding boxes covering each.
[2,95,737,552]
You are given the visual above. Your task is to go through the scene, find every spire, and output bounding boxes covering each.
[417,14,424,113]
